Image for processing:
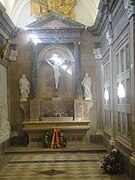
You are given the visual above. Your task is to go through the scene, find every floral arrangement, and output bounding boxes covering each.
[101,148,123,174]
[43,129,67,149]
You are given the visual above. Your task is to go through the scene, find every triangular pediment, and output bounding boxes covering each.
[26,12,85,30]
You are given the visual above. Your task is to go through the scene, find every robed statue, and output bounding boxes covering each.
[19,74,30,101]
[81,73,92,100]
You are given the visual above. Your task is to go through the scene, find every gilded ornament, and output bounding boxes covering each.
[30,0,77,20]
[1,40,10,60]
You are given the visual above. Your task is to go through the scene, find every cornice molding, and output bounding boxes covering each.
[26,12,85,30]
[87,0,125,36]
[26,12,85,44]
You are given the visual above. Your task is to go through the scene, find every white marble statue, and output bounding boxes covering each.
[81,73,92,100]
[46,57,61,90]
[52,62,61,89]
[19,74,30,101]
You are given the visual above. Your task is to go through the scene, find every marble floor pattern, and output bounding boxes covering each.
[0,152,128,180]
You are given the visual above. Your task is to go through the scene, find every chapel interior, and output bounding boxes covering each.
[0,0,135,179]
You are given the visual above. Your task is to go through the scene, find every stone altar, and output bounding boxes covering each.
[20,99,93,147]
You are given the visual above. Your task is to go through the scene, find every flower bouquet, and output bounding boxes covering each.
[101,148,123,174]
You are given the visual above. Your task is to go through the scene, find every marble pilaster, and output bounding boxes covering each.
[74,41,82,98]
[0,63,10,144]
[30,42,37,99]
[106,21,116,143]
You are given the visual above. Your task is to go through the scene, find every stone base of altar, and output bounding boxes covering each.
[20,99,93,148]
[23,118,90,147]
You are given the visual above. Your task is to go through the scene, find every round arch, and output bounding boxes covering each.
[37,44,75,99]
[38,44,74,63]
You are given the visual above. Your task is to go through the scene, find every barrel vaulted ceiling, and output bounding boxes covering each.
[0,0,99,27]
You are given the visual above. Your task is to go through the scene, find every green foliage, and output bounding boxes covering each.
[43,129,67,148]
[101,148,123,174]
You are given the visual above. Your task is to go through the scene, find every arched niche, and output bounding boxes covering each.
[37,44,75,99]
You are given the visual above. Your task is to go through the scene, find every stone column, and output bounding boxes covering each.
[30,42,37,99]
[74,41,82,98]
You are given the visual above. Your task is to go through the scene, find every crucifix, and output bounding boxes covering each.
[45,53,62,97]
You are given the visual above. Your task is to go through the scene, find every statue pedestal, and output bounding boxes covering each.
[54,90,58,97]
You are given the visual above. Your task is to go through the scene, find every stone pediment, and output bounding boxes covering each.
[26,12,85,30]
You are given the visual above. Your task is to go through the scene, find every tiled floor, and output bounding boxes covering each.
[0,152,128,180]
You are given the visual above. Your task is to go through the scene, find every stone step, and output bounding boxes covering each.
[5,142,107,154]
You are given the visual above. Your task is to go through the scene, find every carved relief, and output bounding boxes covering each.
[0,64,10,143]
[74,100,93,119]
[83,103,90,118]
[30,100,74,119]
[74,102,83,118]
[40,101,74,117]
[0,99,10,140]
[40,102,53,116]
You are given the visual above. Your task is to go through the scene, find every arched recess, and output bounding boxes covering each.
[37,44,75,99]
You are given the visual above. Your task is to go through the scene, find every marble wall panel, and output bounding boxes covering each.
[39,100,74,117]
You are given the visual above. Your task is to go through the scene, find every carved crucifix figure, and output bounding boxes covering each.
[46,59,61,90]
[46,54,61,92]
